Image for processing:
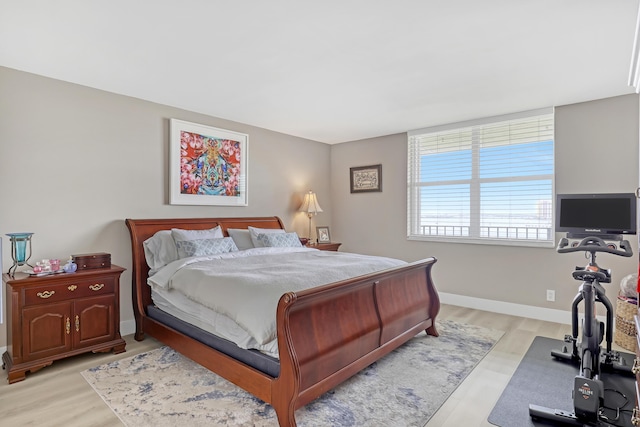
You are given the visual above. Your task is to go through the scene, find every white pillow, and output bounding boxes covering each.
[175,237,238,258]
[257,232,302,248]
[171,226,223,243]
[144,226,224,273]
[248,226,285,248]
[143,230,178,273]
[227,228,254,250]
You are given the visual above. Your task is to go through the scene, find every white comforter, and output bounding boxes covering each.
[148,247,406,347]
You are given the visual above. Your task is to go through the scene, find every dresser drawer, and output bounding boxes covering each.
[24,277,116,306]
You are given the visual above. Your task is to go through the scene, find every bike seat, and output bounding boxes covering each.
[572,269,609,282]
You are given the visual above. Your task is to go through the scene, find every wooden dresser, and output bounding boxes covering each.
[2,265,126,383]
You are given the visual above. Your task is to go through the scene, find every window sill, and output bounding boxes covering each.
[407,235,555,248]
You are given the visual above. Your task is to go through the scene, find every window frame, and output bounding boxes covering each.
[407,108,555,248]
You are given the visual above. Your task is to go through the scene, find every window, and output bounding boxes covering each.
[407,109,554,247]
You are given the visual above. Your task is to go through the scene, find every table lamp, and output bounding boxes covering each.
[298,191,323,244]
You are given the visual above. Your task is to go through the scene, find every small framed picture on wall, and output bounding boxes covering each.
[316,226,331,243]
[350,164,382,193]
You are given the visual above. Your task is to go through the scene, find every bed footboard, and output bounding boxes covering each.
[272,257,439,426]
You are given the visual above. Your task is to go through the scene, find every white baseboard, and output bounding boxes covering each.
[439,292,608,325]
[121,319,136,337]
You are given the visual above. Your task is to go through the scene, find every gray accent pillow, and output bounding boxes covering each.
[175,237,238,258]
[256,232,302,248]
[248,226,285,247]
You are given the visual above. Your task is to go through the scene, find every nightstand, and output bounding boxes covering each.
[2,265,126,383]
[308,242,342,251]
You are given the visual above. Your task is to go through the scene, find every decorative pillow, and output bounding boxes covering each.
[248,226,285,248]
[175,237,238,258]
[227,229,255,250]
[171,226,223,243]
[143,230,179,273]
[256,232,303,248]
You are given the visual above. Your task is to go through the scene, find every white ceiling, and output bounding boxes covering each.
[1,1,639,144]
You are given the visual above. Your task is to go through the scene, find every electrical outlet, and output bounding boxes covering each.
[546,289,556,302]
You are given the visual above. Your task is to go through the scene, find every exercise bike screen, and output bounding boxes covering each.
[556,193,636,235]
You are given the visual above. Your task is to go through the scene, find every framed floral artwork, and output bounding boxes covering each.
[350,164,382,193]
[170,119,248,206]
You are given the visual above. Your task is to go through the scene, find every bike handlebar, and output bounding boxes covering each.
[557,236,633,257]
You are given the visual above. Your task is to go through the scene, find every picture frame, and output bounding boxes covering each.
[350,164,382,193]
[170,119,248,206]
[316,226,331,243]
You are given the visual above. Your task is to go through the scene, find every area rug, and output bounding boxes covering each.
[82,320,502,427]
[488,336,636,427]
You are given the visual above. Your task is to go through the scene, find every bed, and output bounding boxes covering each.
[126,216,440,427]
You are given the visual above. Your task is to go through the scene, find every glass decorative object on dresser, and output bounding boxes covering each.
[63,257,78,273]
[6,232,34,277]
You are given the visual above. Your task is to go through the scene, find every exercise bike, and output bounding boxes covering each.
[529,235,633,426]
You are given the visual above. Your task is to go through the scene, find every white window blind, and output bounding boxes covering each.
[407,109,554,247]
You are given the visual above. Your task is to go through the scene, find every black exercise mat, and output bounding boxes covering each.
[488,336,636,427]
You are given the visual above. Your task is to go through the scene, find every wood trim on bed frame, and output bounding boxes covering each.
[126,216,440,427]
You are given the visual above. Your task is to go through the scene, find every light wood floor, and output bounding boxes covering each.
[0,304,624,426]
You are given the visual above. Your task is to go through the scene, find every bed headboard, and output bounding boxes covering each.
[125,216,285,322]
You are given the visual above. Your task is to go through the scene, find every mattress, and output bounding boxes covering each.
[149,247,407,348]
[151,286,279,357]
[146,305,280,377]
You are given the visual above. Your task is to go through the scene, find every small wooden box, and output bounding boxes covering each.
[72,252,111,270]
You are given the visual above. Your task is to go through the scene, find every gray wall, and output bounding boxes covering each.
[0,67,332,348]
[331,94,639,315]
[1,65,638,350]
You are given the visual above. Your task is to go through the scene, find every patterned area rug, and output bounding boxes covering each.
[82,320,502,426]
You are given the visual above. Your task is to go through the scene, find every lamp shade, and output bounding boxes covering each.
[299,191,323,214]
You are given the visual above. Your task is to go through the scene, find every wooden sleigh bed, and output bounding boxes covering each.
[126,216,440,427]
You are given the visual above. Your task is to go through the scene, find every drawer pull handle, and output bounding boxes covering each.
[633,358,640,375]
[75,315,79,332]
[68,285,77,291]
[37,291,55,299]
[89,284,104,291]
[65,317,70,335]
[632,407,640,426]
